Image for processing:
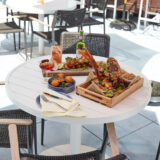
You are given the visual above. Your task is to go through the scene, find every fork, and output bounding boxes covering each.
[40,94,67,111]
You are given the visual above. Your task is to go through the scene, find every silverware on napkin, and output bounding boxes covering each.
[43,92,72,102]
[40,94,67,111]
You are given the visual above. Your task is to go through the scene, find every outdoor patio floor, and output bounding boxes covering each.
[1,4,160,160]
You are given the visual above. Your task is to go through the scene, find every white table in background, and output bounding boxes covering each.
[5,55,151,155]
[6,0,77,55]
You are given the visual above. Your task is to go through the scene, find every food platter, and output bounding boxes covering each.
[42,66,94,77]
[40,57,94,77]
[76,71,144,107]
[74,49,144,107]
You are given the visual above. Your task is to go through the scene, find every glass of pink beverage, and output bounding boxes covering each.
[51,46,62,64]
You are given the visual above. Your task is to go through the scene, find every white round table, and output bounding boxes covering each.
[6,0,77,14]
[5,54,151,155]
[6,0,77,55]
[142,53,160,102]
[142,54,160,82]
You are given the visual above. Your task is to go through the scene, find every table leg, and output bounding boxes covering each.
[70,124,82,154]
[113,0,117,19]
[38,14,44,55]
[106,123,119,156]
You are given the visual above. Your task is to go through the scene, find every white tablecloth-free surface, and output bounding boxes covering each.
[6,54,151,124]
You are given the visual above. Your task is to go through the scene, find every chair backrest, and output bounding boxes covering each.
[0,119,33,160]
[52,8,86,29]
[60,32,110,57]
[87,0,108,11]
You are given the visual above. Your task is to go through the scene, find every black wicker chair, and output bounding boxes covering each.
[82,0,108,34]
[0,81,46,152]
[29,8,86,57]
[0,15,27,58]
[60,32,110,57]
[6,8,50,50]
[6,119,126,160]
[0,109,37,154]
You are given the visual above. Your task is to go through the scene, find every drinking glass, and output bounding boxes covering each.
[51,46,62,64]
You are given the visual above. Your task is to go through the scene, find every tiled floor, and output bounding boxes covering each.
[1,3,160,160]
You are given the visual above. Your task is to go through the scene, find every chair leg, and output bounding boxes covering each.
[103,123,107,140]
[26,125,33,154]
[19,20,21,49]
[13,33,16,51]
[6,8,9,39]
[103,16,106,34]
[30,21,34,58]
[33,117,37,154]
[47,15,50,31]
[156,142,160,160]
[28,21,30,35]
[89,25,91,33]
[30,32,34,58]
[24,20,28,61]
[41,119,45,145]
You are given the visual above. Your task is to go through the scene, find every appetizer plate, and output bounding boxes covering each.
[48,77,76,93]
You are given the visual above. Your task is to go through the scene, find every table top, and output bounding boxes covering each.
[5,54,151,125]
[6,0,77,14]
[142,53,160,82]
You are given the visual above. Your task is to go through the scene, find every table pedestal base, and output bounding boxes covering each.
[40,144,109,158]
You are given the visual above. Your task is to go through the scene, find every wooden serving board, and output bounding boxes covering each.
[76,77,144,107]
[42,68,94,77]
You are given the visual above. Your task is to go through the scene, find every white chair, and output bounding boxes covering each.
[137,0,160,30]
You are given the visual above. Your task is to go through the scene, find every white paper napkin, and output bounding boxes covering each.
[40,88,85,118]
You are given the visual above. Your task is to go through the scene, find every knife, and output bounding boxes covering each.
[43,92,72,102]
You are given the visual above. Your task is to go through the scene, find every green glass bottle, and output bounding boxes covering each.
[76,30,85,58]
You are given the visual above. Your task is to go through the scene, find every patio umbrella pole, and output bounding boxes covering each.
[122,0,127,21]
